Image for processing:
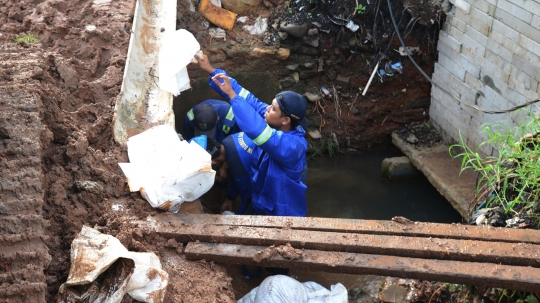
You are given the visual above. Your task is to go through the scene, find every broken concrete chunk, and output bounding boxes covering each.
[349,105,360,115]
[308,129,322,139]
[398,46,421,56]
[292,72,299,83]
[336,74,351,87]
[303,92,321,103]
[406,134,418,144]
[276,48,290,60]
[75,181,103,194]
[280,21,310,38]
[285,63,299,70]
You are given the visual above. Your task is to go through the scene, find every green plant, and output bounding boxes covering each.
[443,283,462,292]
[327,140,338,157]
[308,12,313,19]
[497,289,539,303]
[355,4,367,14]
[308,137,339,159]
[14,33,38,44]
[449,110,540,216]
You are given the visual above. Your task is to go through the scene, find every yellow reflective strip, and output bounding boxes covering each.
[253,125,273,146]
[187,109,194,120]
[222,125,231,134]
[225,107,234,120]
[239,88,250,99]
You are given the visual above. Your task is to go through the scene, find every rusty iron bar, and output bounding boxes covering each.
[138,215,540,267]
[185,242,540,293]
[151,213,540,244]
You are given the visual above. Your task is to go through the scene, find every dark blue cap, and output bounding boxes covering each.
[193,104,218,138]
[276,91,309,130]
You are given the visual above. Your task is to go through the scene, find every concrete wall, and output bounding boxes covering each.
[430,0,540,156]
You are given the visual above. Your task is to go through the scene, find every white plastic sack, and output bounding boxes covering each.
[238,275,348,303]
[118,124,215,213]
[158,29,201,96]
[58,226,169,303]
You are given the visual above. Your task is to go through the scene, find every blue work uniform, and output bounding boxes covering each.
[209,69,308,217]
[222,132,259,214]
[183,99,241,142]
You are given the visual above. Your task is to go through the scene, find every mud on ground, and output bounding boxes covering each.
[0,0,465,301]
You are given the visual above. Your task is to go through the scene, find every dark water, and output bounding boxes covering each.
[306,150,464,223]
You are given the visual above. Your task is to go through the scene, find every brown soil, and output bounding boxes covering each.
[0,0,453,302]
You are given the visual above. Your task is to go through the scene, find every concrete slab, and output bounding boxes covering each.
[392,132,477,218]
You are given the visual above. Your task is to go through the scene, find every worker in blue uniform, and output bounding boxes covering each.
[182,99,241,142]
[195,53,309,217]
[219,132,259,214]
[190,132,257,214]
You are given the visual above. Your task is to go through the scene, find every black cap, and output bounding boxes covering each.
[193,104,218,138]
[276,91,309,129]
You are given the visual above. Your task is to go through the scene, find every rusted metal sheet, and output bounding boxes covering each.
[138,217,540,267]
[185,242,540,293]
[151,213,540,244]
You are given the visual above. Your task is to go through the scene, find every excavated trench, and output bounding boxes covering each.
[0,0,451,301]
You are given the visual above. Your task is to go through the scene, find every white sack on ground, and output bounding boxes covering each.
[158,29,200,96]
[238,275,348,303]
[58,226,169,303]
[118,124,215,213]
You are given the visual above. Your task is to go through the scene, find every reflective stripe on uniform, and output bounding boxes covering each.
[222,125,231,134]
[187,109,194,121]
[225,107,234,121]
[239,88,250,99]
[253,125,273,146]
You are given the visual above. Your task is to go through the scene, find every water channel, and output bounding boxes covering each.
[306,150,463,223]
[174,75,464,300]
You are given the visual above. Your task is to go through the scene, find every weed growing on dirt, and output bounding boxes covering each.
[449,110,540,218]
[355,4,367,14]
[496,289,539,303]
[14,33,38,44]
[309,138,340,158]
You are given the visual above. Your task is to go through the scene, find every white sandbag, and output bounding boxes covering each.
[238,275,348,303]
[60,225,130,288]
[58,226,169,303]
[158,29,201,96]
[127,252,169,302]
[118,124,215,213]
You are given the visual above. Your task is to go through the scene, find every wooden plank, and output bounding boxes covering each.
[138,218,540,267]
[185,242,540,293]
[152,213,540,244]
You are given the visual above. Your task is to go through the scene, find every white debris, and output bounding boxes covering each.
[85,25,97,32]
[58,226,168,303]
[209,27,227,40]
[243,17,267,36]
[118,125,215,213]
[345,20,359,32]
